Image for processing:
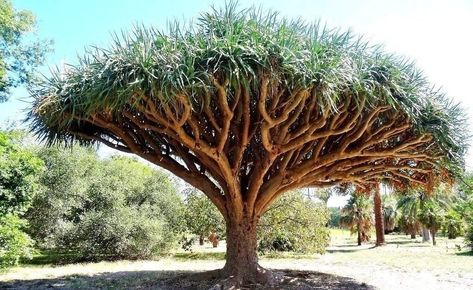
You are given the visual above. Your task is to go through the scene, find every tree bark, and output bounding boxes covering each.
[431,230,436,246]
[410,233,416,239]
[357,220,362,246]
[221,214,273,284]
[422,227,431,242]
[373,188,385,246]
[199,234,204,246]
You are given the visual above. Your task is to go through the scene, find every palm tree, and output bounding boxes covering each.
[383,204,397,234]
[396,186,450,245]
[340,193,373,246]
[397,192,423,239]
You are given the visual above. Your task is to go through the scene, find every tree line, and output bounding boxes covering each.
[0,129,330,268]
[337,182,473,248]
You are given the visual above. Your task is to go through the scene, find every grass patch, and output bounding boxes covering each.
[261,251,317,259]
[173,252,225,261]
[21,249,83,266]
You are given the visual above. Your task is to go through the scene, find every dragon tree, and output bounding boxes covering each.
[28,4,467,285]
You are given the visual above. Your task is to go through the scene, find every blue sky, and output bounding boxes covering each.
[2,0,473,181]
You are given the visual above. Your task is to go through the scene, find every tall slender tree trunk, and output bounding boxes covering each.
[357,220,362,246]
[199,234,204,246]
[373,188,385,246]
[431,230,436,246]
[422,226,431,242]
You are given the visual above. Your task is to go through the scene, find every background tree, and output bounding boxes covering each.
[340,193,373,246]
[26,145,97,246]
[0,130,42,268]
[0,214,34,268]
[258,190,329,254]
[396,186,450,246]
[0,0,51,102]
[372,185,385,246]
[418,200,445,246]
[27,148,183,261]
[313,188,332,205]
[441,209,464,239]
[382,194,397,234]
[183,188,225,246]
[0,130,43,215]
[27,3,467,284]
[457,172,473,250]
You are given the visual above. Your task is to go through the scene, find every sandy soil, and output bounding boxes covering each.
[1,233,472,289]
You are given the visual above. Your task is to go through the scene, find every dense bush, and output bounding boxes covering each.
[60,207,174,260]
[0,214,34,268]
[442,210,465,239]
[27,147,184,261]
[258,191,330,254]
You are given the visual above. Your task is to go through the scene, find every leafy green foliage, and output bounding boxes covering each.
[0,214,34,268]
[0,130,43,215]
[458,172,473,250]
[382,194,398,233]
[63,207,174,260]
[442,210,464,239]
[258,191,329,254]
[0,0,51,101]
[418,200,445,237]
[29,3,468,170]
[183,188,225,241]
[396,184,452,244]
[467,222,473,252]
[340,193,372,243]
[327,207,341,228]
[26,147,183,261]
[25,145,98,245]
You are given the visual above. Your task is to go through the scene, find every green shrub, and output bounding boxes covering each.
[442,210,464,239]
[27,148,184,261]
[59,207,175,260]
[0,130,43,216]
[258,191,330,254]
[183,188,225,243]
[0,214,34,268]
[465,222,473,252]
[328,207,341,228]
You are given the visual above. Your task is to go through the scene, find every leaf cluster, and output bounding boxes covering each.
[29,2,468,167]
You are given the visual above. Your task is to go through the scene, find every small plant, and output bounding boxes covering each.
[180,235,196,252]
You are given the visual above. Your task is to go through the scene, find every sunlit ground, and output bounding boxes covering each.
[1,229,472,289]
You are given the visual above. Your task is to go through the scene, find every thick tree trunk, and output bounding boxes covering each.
[221,214,273,285]
[373,188,385,246]
[422,227,431,242]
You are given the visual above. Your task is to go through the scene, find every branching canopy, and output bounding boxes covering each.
[28,3,468,220]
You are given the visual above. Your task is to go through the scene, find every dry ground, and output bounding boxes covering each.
[1,230,472,289]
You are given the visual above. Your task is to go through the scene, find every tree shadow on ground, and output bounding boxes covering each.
[455,251,473,256]
[0,269,375,290]
[326,245,376,253]
[383,240,420,245]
